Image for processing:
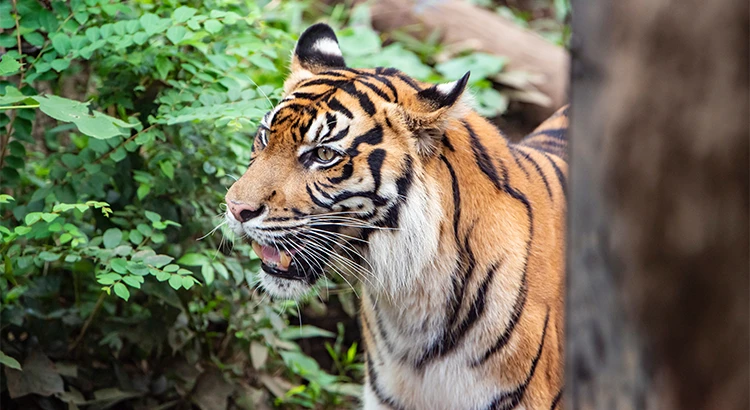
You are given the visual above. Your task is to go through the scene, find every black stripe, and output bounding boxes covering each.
[339,82,376,115]
[509,145,530,178]
[472,268,528,367]
[416,260,499,369]
[369,74,399,103]
[442,134,455,152]
[371,155,413,231]
[346,125,383,156]
[327,160,354,184]
[465,121,504,191]
[512,145,553,201]
[541,152,567,199]
[320,112,337,141]
[372,306,396,355]
[394,72,422,92]
[305,184,332,209]
[524,127,566,141]
[296,116,313,143]
[357,78,393,102]
[481,308,551,410]
[322,125,350,144]
[550,387,564,410]
[362,309,394,357]
[313,182,333,200]
[326,97,353,119]
[367,355,408,410]
[440,155,461,240]
[368,149,387,191]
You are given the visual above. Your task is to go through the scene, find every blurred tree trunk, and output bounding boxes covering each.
[567,0,749,409]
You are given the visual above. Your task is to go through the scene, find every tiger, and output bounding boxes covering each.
[225,23,567,410]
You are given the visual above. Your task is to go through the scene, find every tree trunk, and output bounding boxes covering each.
[567,0,749,409]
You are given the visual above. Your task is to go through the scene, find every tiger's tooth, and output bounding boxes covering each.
[280,250,292,270]
[252,241,263,260]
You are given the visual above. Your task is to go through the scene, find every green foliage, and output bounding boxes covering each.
[0,0,363,408]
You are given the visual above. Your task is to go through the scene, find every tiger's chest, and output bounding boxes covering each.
[363,353,508,410]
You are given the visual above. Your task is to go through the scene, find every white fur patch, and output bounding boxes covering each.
[312,38,342,57]
[257,272,312,299]
[364,170,443,298]
[436,80,458,95]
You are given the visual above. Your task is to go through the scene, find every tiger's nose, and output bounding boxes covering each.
[227,200,265,222]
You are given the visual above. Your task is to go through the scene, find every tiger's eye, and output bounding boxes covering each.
[316,147,336,162]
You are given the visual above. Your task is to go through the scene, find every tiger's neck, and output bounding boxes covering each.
[361,113,516,360]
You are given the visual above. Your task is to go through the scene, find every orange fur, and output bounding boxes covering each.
[225,24,567,410]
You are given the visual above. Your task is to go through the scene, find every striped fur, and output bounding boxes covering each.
[225,24,567,410]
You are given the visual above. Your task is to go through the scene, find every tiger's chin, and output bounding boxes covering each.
[250,240,324,300]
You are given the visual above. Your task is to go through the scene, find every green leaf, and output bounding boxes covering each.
[156,270,170,281]
[213,263,229,280]
[39,251,60,262]
[435,53,507,82]
[181,275,194,289]
[166,26,188,44]
[111,258,128,273]
[23,32,45,47]
[144,254,173,268]
[0,54,21,76]
[133,31,149,45]
[0,351,21,370]
[280,325,336,340]
[154,56,173,80]
[50,59,71,72]
[201,263,215,285]
[85,27,100,42]
[33,95,129,140]
[144,210,161,223]
[122,275,144,289]
[128,229,143,244]
[126,261,150,276]
[159,161,174,180]
[249,54,276,72]
[177,253,208,266]
[50,34,72,55]
[168,274,182,290]
[0,87,28,106]
[98,273,122,285]
[136,184,150,200]
[103,228,123,249]
[203,19,222,34]
[24,212,42,225]
[163,264,179,272]
[140,13,170,36]
[173,6,197,23]
[113,282,130,301]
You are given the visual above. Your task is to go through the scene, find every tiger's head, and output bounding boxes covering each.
[225,23,470,299]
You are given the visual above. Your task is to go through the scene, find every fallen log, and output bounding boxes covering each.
[364,0,570,121]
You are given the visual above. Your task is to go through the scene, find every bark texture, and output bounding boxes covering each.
[567,0,749,409]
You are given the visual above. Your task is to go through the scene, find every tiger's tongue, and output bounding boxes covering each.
[252,242,295,271]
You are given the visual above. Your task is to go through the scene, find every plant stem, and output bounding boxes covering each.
[68,291,106,352]
[0,104,40,110]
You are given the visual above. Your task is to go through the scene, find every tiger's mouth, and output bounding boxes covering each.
[250,240,321,283]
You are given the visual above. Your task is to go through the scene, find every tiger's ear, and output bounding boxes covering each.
[284,23,346,94]
[407,72,471,156]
